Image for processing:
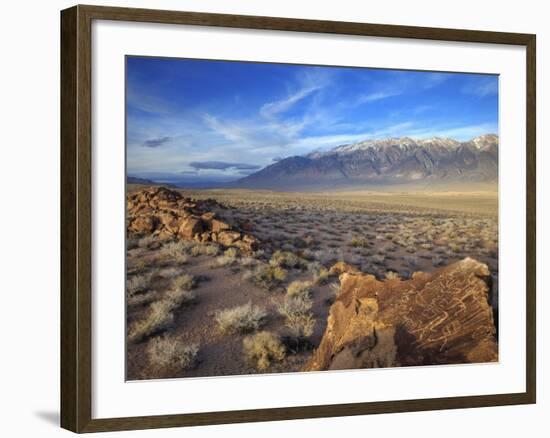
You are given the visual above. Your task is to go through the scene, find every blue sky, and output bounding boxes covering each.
[126,56,498,183]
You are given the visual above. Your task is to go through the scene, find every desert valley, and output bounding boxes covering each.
[126,135,499,380]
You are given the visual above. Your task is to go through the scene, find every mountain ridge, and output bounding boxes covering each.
[236,134,498,190]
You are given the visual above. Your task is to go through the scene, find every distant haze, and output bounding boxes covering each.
[128,134,498,191]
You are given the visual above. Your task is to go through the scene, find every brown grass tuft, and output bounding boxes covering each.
[243,331,286,370]
[215,302,267,334]
[147,336,199,371]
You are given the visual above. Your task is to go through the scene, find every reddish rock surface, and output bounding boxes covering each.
[304,257,498,371]
[127,187,259,253]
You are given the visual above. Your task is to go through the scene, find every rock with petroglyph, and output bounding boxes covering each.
[304,257,498,371]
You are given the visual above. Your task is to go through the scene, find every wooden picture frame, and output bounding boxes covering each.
[61,4,536,433]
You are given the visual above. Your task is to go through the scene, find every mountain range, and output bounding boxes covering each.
[235,134,498,190]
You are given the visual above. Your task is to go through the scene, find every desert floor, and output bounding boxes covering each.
[126,187,498,380]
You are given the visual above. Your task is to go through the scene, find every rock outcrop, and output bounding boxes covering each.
[127,187,259,253]
[304,258,498,371]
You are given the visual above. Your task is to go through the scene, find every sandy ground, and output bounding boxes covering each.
[126,187,498,380]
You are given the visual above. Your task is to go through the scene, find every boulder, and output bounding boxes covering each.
[201,212,216,222]
[178,216,204,239]
[242,234,260,250]
[304,257,498,371]
[217,231,242,246]
[210,218,231,233]
[126,187,260,253]
[129,215,155,233]
[233,235,260,253]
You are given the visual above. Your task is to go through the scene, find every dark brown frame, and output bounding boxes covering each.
[61,4,536,433]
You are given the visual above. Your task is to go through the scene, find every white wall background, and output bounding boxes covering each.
[0,0,546,436]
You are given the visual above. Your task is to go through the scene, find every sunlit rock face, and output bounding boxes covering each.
[304,257,498,371]
[127,187,259,253]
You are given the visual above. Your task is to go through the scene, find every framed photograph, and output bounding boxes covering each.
[60,4,536,433]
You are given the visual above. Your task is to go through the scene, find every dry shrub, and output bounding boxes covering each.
[238,256,258,267]
[215,254,235,267]
[224,247,239,258]
[164,288,195,307]
[215,247,239,267]
[448,242,462,253]
[128,273,196,343]
[385,271,400,280]
[127,271,155,296]
[252,249,265,259]
[215,302,267,334]
[313,249,339,266]
[190,243,220,257]
[153,249,188,266]
[203,244,221,256]
[251,264,287,291]
[243,331,286,370]
[286,280,312,298]
[278,294,313,316]
[138,235,156,249]
[127,290,158,307]
[277,294,315,338]
[312,267,330,285]
[147,336,199,371]
[284,313,315,339]
[128,300,175,343]
[161,241,190,263]
[158,267,182,279]
[128,258,147,274]
[171,273,195,291]
[173,253,190,264]
[269,250,306,269]
[189,245,202,257]
[349,237,369,248]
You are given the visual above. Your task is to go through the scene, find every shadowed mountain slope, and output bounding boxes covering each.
[236,134,498,190]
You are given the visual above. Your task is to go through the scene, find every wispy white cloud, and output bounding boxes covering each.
[461,77,498,97]
[357,90,400,104]
[292,121,495,152]
[202,112,304,153]
[352,72,449,108]
[202,114,252,144]
[260,84,321,118]
[400,122,498,140]
[422,72,449,89]
[127,63,496,180]
[293,122,415,151]
[259,70,331,119]
[127,85,174,115]
[412,104,433,114]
